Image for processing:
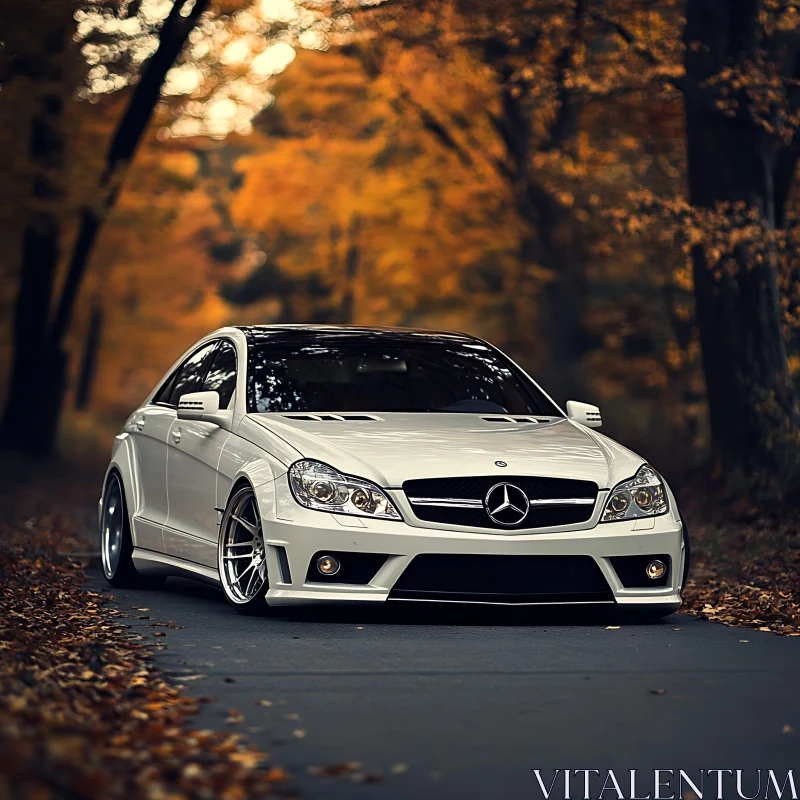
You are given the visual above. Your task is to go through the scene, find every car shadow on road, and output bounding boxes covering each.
[146,576,679,628]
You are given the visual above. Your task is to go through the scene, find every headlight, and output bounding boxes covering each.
[288,460,402,521]
[601,465,668,521]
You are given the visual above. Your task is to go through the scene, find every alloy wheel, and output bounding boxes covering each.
[101,475,125,580]
[220,488,268,604]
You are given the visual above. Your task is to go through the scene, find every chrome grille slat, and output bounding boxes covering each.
[408,497,484,508]
[408,496,594,508]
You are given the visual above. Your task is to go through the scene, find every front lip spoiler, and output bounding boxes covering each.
[388,597,615,606]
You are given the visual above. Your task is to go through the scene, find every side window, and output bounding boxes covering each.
[166,343,217,407]
[152,368,179,405]
[202,340,237,409]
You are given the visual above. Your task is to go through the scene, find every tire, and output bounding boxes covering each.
[100,473,163,588]
[680,510,691,589]
[218,484,270,615]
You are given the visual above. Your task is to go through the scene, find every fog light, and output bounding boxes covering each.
[646,559,666,580]
[316,555,340,576]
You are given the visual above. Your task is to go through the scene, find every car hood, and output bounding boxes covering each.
[246,413,644,489]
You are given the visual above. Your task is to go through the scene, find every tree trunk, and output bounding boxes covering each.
[491,81,590,404]
[74,302,104,410]
[684,0,800,497]
[485,0,590,404]
[0,81,66,454]
[0,0,210,457]
[0,212,62,453]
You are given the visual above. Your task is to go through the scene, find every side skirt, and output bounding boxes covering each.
[132,547,221,586]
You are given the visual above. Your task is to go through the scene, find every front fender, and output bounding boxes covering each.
[101,433,141,534]
[218,444,287,525]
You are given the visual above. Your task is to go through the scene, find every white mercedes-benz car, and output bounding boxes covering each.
[100,325,689,618]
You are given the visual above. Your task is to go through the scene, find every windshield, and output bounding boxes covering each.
[246,341,561,416]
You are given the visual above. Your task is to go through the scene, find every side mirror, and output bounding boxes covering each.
[566,400,602,428]
[177,391,230,427]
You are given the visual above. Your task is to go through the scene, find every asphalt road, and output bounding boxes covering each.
[91,572,800,799]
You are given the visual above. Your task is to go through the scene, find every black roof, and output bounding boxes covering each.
[237,324,479,347]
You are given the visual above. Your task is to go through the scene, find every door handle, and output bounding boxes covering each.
[135,416,145,431]
[172,427,182,444]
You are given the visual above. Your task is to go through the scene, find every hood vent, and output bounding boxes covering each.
[482,416,541,424]
[282,413,380,422]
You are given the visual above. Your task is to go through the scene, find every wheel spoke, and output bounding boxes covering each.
[232,513,258,537]
[244,569,258,597]
[226,540,254,548]
[230,561,255,587]
[224,553,252,560]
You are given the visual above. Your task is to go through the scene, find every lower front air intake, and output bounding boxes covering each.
[389,554,613,604]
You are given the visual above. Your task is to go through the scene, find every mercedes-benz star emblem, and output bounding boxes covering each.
[484,482,529,526]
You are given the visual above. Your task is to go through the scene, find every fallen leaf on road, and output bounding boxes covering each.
[182,763,205,780]
[649,689,667,696]
[255,699,273,707]
[265,766,290,782]
[308,761,362,777]
[783,724,794,734]
[292,729,307,738]
[391,763,410,774]
[229,750,267,768]
[226,709,245,725]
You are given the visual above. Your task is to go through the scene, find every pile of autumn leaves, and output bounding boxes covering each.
[0,520,292,800]
[682,505,800,637]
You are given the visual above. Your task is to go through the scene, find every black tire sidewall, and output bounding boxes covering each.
[101,473,138,587]
[679,510,691,589]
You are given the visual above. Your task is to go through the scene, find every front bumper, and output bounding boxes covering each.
[260,477,685,608]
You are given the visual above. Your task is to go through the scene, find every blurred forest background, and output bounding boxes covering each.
[1,0,800,502]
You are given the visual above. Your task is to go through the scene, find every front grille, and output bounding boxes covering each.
[389,554,612,604]
[403,475,598,530]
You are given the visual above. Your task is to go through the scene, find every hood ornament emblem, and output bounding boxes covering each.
[495,460,507,467]
[484,482,529,526]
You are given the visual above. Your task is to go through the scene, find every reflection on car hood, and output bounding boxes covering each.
[247,413,644,488]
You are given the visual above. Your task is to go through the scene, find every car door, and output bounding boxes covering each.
[129,401,175,554]
[164,339,237,566]
[129,354,199,553]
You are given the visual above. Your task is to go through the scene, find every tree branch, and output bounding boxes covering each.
[589,9,685,92]
[394,86,474,167]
